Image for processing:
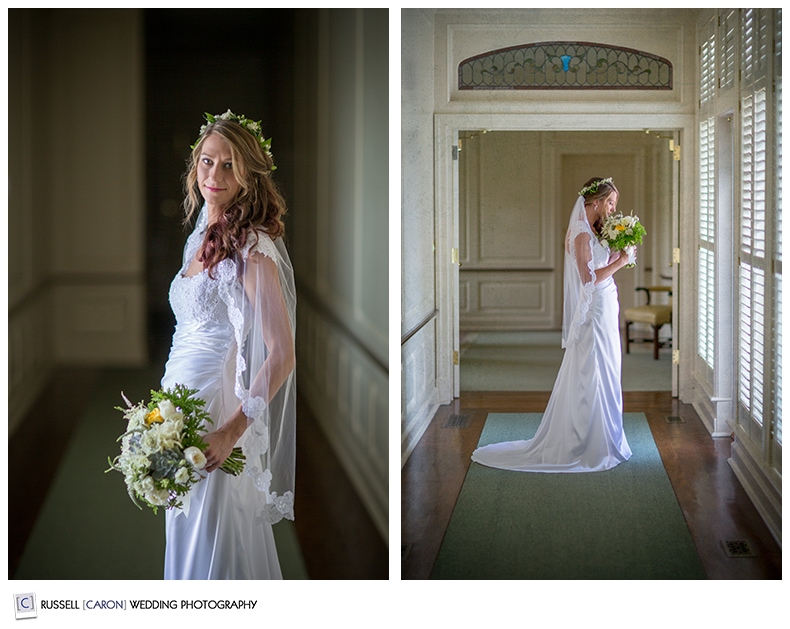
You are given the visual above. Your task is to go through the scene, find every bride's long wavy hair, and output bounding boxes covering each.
[183,119,287,277]
[581,176,618,235]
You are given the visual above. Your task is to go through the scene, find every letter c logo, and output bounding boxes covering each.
[14,593,37,619]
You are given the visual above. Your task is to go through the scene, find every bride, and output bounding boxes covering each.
[161,110,296,579]
[472,177,633,473]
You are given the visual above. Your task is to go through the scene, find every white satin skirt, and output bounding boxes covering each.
[161,321,282,579]
[472,279,632,473]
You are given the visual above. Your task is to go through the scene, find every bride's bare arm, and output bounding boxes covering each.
[594,249,629,284]
[242,249,296,403]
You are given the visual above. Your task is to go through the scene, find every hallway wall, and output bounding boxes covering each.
[9,10,147,434]
[291,9,389,541]
[401,9,441,463]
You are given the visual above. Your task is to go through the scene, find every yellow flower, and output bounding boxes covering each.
[616,224,626,231]
[145,408,163,426]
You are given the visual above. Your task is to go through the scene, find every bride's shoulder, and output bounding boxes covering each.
[568,220,593,240]
[242,229,279,262]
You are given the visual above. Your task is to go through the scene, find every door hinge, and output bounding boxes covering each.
[452,247,461,266]
[453,350,459,365]
[673,144,681,161]
[452,145,459,160]
[672,248,681,265]
[672,350,680,365]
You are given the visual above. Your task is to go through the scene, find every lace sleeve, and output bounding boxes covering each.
[572,232,596,286]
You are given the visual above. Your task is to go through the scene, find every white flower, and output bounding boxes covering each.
[146,488,170,506]
[140,475,155,493]
[141,423,179,454]
[175,467,191,484]
[126,406,148,430]
[158,399,183,423]
[159,417,183,443]
[184,446,207,470]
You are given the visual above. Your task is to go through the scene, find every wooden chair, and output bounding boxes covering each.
[623,286,672,360]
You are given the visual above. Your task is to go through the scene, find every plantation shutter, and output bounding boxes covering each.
[698,117,716,370]
[739,89,767,427]
[738,8,775,441]
[697,22,717,379]
[700,29,716,106]
[719,10,738,91]
[772,11,782,448]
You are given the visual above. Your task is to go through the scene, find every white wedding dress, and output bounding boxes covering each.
[161,207,297,579]
[472,197,632,473]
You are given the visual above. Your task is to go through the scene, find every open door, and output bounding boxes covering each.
[671,130,681,397]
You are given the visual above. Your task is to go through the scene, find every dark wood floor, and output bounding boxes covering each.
[9,367,387,580]
[402,390,781,579]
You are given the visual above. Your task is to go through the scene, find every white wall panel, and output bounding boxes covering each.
[52,284,147,364]
[293,9,388,541]
[296,298,388,541]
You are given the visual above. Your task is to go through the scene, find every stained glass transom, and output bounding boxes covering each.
[459,41,673,90]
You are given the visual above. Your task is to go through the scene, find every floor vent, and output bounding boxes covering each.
[665,415,685,423]
[443,414,470,428]
[722,539,758,558]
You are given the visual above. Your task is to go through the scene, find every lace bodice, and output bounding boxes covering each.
[169,260,235,327]
[590,235,611,273]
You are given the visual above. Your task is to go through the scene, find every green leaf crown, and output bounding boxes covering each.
[578,177,613,197]
[191,109,276,170]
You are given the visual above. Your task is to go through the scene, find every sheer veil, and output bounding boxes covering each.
[184,205,297,525]
[562,196,598,349]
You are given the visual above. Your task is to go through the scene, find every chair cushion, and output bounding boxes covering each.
[624,305,672,326]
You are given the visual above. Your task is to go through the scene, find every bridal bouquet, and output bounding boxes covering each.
[106,384,245,513]
[599,212,646,267]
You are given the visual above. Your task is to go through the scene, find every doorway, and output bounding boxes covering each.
[431,116,691,403]
[456,130,676,393]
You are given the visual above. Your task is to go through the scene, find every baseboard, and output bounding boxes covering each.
[401,398,440,467]
[728,437,782,547]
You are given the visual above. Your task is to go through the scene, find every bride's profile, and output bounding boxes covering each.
[161,110,296,579]
[472,177,633,473]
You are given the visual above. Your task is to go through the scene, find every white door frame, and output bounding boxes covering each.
[434,112,696,404]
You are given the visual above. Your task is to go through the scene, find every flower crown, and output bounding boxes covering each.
[191,109,276,170]
[578,177,613,197]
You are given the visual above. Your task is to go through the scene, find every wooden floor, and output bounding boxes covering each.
[402,390,781,579]
[9,367,387,580]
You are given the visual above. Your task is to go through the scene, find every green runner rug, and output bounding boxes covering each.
[431,413,707,579]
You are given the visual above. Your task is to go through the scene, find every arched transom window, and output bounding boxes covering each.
[458,41,673,90]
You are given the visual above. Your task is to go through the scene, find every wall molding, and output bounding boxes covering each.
[296,292,388,543]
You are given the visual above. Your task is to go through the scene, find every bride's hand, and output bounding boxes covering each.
[203,408,248,472]
[202,430,237,473]
[203,430,236,472]
[608,250,625,266]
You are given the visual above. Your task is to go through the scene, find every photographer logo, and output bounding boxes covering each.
[14,593,37,619]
